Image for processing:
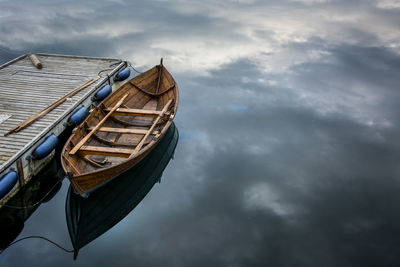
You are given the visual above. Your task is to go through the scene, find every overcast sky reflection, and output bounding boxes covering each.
[1,0,400,266]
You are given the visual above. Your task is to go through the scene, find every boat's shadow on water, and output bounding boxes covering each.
[66,122,179,259]
[0,122,179,258]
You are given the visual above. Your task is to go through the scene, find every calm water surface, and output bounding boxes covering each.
[1,1,400,266]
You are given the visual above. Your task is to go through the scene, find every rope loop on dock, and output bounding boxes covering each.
[97,60,142,79]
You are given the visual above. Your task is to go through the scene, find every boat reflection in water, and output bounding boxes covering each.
[65,122,179,259]
[0,159,62,250]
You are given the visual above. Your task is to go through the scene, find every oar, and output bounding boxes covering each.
[5,77,100,136]
[69,93,130,155]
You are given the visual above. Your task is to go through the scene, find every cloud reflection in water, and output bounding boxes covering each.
[1,0,400,266]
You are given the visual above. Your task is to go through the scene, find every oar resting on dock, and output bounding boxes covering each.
[4,76,100,136]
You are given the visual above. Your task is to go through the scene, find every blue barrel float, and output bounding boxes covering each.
[91,84,112,101]
[114,67,130,82]
[68,106,89,126]
[31,134,58,160]
[0,171,18,199]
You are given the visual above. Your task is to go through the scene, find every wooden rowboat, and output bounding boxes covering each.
[61,60,179,197]
[66,122,178,259]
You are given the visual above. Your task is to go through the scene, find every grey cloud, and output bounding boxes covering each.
[2,0,398,73]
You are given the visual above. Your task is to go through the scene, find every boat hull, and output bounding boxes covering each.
[69,130,162,197]
[66,122,179,258]
[61,61,179,197]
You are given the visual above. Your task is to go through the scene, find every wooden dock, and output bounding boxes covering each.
[0,53,129,207]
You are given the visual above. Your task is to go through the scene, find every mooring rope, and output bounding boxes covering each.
[0,236,74,255]
[127,60,143,74]
[98,60,123,78]
[98,60,143,78]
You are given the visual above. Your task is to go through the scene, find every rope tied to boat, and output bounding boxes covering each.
[127,60,143,74]
[97,60,142,89]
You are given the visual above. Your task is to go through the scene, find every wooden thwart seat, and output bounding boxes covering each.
[78,146,134,158]
[87,127,159,135]
[105,107,162,117]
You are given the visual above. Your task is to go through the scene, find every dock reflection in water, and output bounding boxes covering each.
[65,122,179,259]
[0,159,62,250]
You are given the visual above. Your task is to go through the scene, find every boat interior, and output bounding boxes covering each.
[62,64,178,177]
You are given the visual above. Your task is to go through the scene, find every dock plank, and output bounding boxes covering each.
[0,54,123,167]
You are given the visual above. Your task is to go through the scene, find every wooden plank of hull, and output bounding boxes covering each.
[70,146,151,195]
[78,146,134,158]
[69,127,168,196]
